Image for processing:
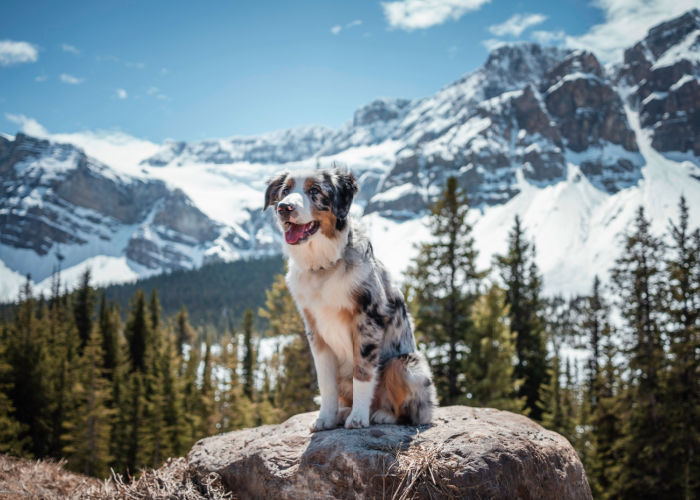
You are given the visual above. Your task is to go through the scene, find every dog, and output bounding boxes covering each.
[264,167,437,430]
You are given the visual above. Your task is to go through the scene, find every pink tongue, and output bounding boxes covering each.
[285,223,307,244]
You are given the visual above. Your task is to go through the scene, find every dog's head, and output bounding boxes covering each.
[263,167,359,248]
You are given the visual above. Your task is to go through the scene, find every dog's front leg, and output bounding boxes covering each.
[309,340,340,432]
[345,320,381,429]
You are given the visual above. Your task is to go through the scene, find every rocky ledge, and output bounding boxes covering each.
[187,406,592,500]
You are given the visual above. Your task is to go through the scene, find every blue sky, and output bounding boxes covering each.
[0,0,692,142]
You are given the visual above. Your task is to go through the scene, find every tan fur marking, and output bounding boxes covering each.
[303,308,328,352]
[381,358,410,416]
[337,377,353,408]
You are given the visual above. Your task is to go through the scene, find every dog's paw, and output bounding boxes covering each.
[371,409,398,424]
[310,413,338,432]
[344,409,370,429]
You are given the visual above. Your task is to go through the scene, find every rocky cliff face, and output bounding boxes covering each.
[188,406,593,500]
[0,133,247,279]
[1,10,699,297]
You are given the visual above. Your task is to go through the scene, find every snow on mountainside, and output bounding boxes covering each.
[1,9,700,301]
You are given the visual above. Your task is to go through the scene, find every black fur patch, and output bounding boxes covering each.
[331,168,358,222]
[263,172,288,211]
[360,342,378,360]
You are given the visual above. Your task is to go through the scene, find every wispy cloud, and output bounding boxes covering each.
[5,113,49,137]
[146,86,170,101]
[35,75,48,83]
[382,0,491,30]
[60,73,84,85]
[0,40,39,66]
[489,13,547,37]
[566,0,699,62]
[116,88,128,99]
[331,19,363,35]
[61,43,80,55]
[531,30,565,45]
[482,38,507,52]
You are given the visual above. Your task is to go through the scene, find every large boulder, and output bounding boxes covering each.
[187,406,592,499]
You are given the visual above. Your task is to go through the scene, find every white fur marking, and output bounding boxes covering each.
[310,347,339,432]
[345,376,376,429]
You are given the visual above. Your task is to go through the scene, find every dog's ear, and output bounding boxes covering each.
[263,172,288,211]
[331,168,359,222]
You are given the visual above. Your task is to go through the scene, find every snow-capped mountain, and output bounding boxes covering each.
[1,9,699,300]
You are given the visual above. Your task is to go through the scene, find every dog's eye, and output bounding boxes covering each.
[282,186,290,196]
[308,187,319,196]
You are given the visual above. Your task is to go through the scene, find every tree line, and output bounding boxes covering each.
[0,267,315,478]
[0,177,698,499]
[408,178,699,500]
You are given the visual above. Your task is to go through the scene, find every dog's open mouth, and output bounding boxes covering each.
[285,221,320,245]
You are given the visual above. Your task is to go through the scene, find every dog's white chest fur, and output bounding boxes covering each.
[287,261,366,376]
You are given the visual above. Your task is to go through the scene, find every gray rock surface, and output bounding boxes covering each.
[187,406,592,500]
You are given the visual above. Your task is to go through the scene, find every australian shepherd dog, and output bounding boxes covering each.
[264,167,437,430]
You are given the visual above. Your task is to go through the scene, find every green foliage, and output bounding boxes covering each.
[496,215,548,421]
[241,309,256,401]
[408,176,484,404]
[102,256,284,330]
[462,285,524,412]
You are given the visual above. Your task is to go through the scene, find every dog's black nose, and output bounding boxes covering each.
[277,202,295,212]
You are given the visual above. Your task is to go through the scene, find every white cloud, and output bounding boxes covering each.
[0,40,39,66]
[489,13,547,37]
[331,19,363,35]
[531,30,565,45]
[5,113,49,137]
[35,75,48,82]
[61,43,80,55]
[60,73,84,84]
[116,88,128,99]
[482,38,507,52]
[566,0,699,62]
[382,0,491,31]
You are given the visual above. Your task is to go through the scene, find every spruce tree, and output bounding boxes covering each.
[198,337,217,437]
[497,216,548,420]
[219,333,255,431]
[62,325,113,477]
[241,309,256,400]
[124,290,151,372]
[174,305,196,358]
[664,196,700,498]
[97,293,121,375]
[463,285,524,412]
[73,269,96,350]
[611,206,668,498]
[161,324,187,457]
[0,324,27,455]
[408,176,483,404]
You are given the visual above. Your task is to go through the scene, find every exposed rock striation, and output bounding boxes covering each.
[187,406,592,500]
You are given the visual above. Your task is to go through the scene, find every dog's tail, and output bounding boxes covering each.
[382,352,437,425]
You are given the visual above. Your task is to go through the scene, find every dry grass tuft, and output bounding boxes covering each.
[385,443,459,500]
[0,453,105,499]
[0,454,232,500]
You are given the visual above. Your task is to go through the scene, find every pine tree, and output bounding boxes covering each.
[174,305,196,358]
[198,337,217,437]
[161,324,187,457]
[497,216,548,420]
[219,333,255,431]
[73,269,96,351]
[0,323,27,455]
[664,196,700,498]
[408,176,484,404]
[462,285,524,412]
[241,309,256,401]
[97,293,121,375]
[62,325,113,477]
[181,341,203,445]
[124,371,149,474]
[259,273,316,419]
[611,206,669,498]
[124,290,151,372]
